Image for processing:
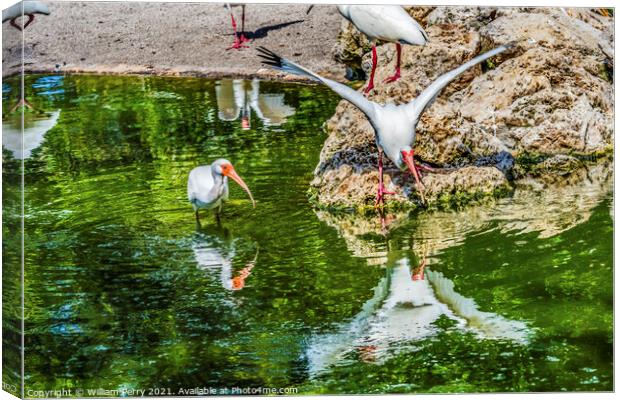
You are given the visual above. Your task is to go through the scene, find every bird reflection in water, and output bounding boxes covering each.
[2,107,61,160]
[305,245,530,375]
[192,224,259,293]
[215,79,295,130]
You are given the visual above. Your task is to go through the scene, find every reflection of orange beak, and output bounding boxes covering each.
[230,264,254,291]
[224,166,256,208]
[231,276,245,290]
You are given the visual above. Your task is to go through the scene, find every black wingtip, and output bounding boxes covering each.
[256,46,283,68]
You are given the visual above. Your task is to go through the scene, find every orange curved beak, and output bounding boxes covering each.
[224,166,256,208]
[401,150,426,203]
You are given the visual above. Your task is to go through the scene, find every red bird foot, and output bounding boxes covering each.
[374,185,395,208]
[363,82,375,96]
[412,258,426,281]
[384,71,401,83]
[226,36,249,50]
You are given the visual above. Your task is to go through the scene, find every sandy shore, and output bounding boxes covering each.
[2,1,346,81]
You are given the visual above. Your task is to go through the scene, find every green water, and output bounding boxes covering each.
[2,74,613,395]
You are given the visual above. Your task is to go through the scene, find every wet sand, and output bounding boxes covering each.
[2,1,346,81]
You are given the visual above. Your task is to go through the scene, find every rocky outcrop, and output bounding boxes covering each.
[314,7,614,210]
[316,158,613,263]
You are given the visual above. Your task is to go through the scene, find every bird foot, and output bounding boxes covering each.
[374,185,395,208]
[412,258,426,281]
[417,163,435,172]
[226,38,250,50]
[363,83,375,96]
[384,71,401,83]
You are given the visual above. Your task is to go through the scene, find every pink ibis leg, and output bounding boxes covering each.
[412,257,426,281]
[374,149,395,208]
[238,5,249,44]
[226,11,249,50]
[363,45,378,95]
[384,43,402,83]
[23,14,35,29]
[10,17,22,31]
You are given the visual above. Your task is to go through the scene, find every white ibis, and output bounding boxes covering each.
[258,43,514,206]
[2,1,50,31]
[308,5,428,94]
[187,159,255,223]
[224,3,249,50]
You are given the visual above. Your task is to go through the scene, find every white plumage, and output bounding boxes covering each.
[187,159,255,222]
[2,109,60,160]
[337,5,427,45]
[258,43,514,205]
[337,5,428,93]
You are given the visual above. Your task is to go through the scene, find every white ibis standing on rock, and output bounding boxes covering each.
[225,3,249,50]
[308,5,428,94]
[2,1,50,31]
[258,42,514,206]
[188,159,255,223]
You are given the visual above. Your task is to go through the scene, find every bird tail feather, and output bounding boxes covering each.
[257,46,321,82]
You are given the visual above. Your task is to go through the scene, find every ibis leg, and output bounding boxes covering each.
[239,5,248,43]
[410,155,427,204]
[374,149,395,208]
[364,45,378,95]
[215,205,223,226]
[10,17,22,31]
[384,43,402,83]
[226,10,249,50]
[195,210,202,229]
[23,14,35,29]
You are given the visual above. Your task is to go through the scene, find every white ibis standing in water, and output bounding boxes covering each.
[188,159,255,223]
[2,1,50,31]
[225,3,249,50]
[258,42,514,206]
[308,5,428,94]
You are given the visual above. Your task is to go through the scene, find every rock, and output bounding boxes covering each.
[427,6,499,28]
[315,6,614,210]
[315,158,612,263]
[332,19,372,79]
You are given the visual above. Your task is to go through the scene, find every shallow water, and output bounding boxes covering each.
[2,74,613,394]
